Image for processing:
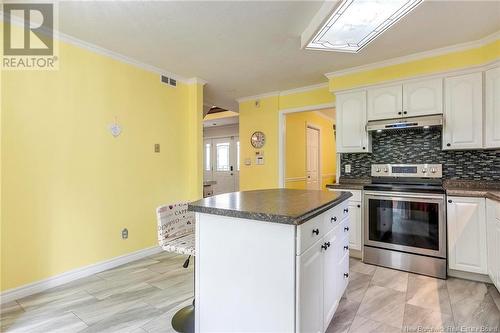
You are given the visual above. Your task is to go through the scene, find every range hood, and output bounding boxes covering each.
[366,115,443,132]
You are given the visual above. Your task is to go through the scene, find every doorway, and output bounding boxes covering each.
[282,108,336,190]
[204,136,240,195]
[306,126,321,190]
[203,108,240,196]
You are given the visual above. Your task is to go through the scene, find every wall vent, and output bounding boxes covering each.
[161,75,177,87]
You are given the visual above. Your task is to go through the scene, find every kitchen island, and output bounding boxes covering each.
[188,189,352,333]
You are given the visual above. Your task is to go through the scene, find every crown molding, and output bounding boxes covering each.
[186,77,208,85]
[236,82,329,104]
[325,30,500,79]
[236,91,281,103]
[332,59,500,94]
[2,13,207,85]
[279,82,329,96]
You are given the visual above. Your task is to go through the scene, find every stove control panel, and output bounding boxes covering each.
[371,164,442,178]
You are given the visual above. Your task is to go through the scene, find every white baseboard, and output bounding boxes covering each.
[0,245,163,304]
[447,269,492,284]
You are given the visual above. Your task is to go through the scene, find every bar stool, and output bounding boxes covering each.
[156,203,195,333]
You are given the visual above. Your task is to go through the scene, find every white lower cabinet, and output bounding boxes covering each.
[297,213,350,333]
[486,199,500,291]
[297,238,324,333]
[322,229,339,332]
[447,196,487,274]
[330,189,362,252]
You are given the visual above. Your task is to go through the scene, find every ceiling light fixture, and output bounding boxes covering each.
[303,0,423,53]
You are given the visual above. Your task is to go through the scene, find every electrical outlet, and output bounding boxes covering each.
[154,144,160,153]
[122,228,128,239]
[345,164,351,174]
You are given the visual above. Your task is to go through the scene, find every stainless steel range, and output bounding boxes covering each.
[363,164,447,279]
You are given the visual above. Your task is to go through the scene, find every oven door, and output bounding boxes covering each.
[364,191,446,258]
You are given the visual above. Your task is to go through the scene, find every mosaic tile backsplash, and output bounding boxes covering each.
[340,128,500,181]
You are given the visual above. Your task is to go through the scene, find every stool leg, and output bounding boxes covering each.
[171,304,194,333]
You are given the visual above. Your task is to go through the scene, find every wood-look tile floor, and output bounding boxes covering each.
[327,258,500,333]
[1,254,499,332]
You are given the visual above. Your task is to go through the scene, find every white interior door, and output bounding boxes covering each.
[306,126,320,190]
[211,136,239,195]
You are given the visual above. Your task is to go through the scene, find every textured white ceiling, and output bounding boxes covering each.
[57,1,500,111]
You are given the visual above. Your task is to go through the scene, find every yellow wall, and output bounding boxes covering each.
[239,96,280,190]
[239,87,334,190]
[1,37,203,291]
[330,39,500,92]
[285,111,336,190]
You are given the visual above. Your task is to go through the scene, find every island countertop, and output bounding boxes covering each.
[188,188,352,225]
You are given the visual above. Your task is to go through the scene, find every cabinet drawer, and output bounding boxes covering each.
[297,213,325,255]
[323,201,348,234]
[341,218,350,240]
[338,247,349,298]
[331,189,362,202]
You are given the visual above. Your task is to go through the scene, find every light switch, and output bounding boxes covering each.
[345,164,351,174]
[154,144,160,153]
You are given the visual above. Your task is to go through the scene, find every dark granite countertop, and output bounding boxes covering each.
[188,189,352,225]
[325,177,371,190]
[444,180,500,202]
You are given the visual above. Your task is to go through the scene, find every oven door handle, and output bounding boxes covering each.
[363,191,445,200]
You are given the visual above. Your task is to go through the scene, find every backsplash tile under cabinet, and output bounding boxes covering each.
[340,128,500,181]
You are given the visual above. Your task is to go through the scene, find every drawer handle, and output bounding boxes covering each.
[344,245,349,250]
[312,229,319,235]
[321,243,328,250]
[344,273,349,278]
[331,216,337,223]
[448,199,452,203]
[344,227,349,232]
[344,208,349,213]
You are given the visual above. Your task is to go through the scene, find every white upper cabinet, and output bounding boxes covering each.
[443,72,483,150]
[403,78,443,117]
[367,84,402,120]
[485,67,500,149]
[336,91,371,153]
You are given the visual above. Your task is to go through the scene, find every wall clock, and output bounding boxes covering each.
[251,131,266,148]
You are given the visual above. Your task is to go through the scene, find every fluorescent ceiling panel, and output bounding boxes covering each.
[306,0,423,53]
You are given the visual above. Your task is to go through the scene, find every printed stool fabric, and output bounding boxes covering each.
[156,202,196,256]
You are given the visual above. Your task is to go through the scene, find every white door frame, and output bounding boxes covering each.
[278,102,335,188]
[306,123,321,190]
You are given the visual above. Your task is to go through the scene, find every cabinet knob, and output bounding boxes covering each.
[357,204,361,208]
[344,227,349,232]
[344,208,349,213]
[321,243,328,250]
[362,146,366,150]
[446,143,451,147]
[344,245,349,250]
[326,242,331,247]
[403,111,408,115]
[331,216,337,223]
[312,229,319,235]
[344,273,349,278]
[448,199,453,203]
[398,112,402,115]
